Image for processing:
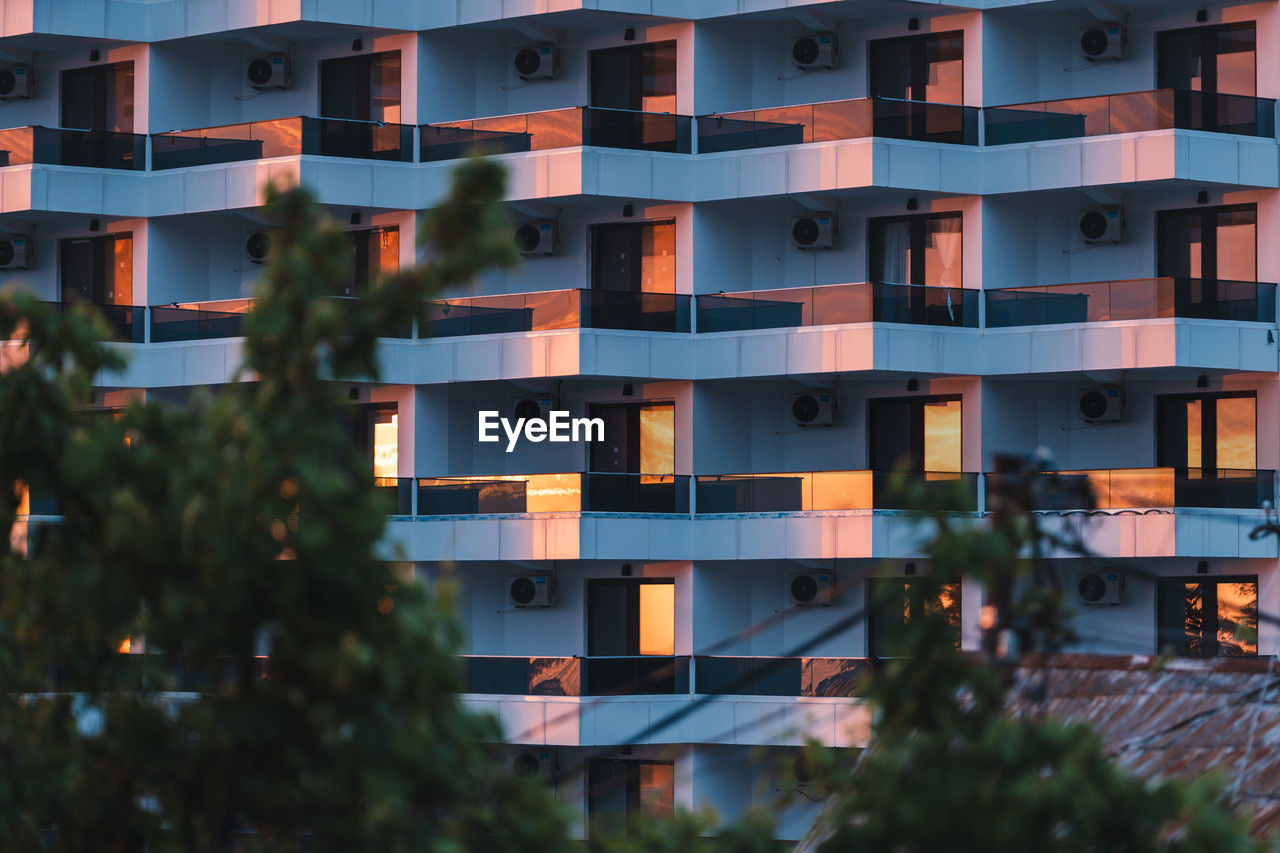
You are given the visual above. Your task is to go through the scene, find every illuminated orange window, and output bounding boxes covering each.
[587,578,676,657]
[1158,576,1257,657]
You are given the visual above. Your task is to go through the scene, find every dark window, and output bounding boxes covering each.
[1157,576,1257,657]
[867,395,962,473]
[61,62,134,132]
[869,212,962,287]
[586,579,674,657]
[340,226,399,297]
[587,758,674,837]
[590,220,675,293]
[587,402,674,475]
[1157,204,1256,283]
[59,233,132,305]
[319,51,401,122]
[1158,22,1256,96]
[589,41,676,113]
[1156,392,1256,471]
[869,31,963,103]
[867,578,962,658]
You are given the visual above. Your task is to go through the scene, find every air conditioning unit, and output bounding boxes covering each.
[513,44,560,81]
[791,390,835,427]
[245,53,290,90]
[1077,385,1124,423]
[514,220,557,256]
[792,32,837,70]
[1077,207,1124,244]
[792,213,836,250]
[1077,570,1123,605]
[509,747,558,781]
[508,574,553,608]
[245,231,270,265]
[0,235,32,270]
[1079,22,1125,61]
[789,572,834,606]
[0,64,33,99]
[511,395,555,421]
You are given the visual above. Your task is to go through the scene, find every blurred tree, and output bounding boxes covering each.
[0,160,575,852]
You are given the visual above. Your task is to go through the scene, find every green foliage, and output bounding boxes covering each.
[0,160,573,852]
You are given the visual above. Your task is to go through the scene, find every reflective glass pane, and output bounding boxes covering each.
[923,216,962,287]
[1216,396,1256,470]
[638,583,675,656]
[639,404,675,476]
[372,412,398,478]
[1216,581,1258,655]
[923,399,962,473]
[640,221,676,293]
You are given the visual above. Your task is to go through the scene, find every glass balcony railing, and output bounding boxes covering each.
[694,471,978,512]
[462,655,690,696]
[24,302,145,343]
[427,289,691,336]
[697,97,979,152]
[697,282,977,332]
[420,107,692,161]
[985,278,1277,326]
[414,473,690,515]
[373,477,414,515]
[151,117,413,169]
[149,298,413,342]
[0,126,145,170]
[985,90,1276,145]
[988,468,1276,511]
[693,656,865,697]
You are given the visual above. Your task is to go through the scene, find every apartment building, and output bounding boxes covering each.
[1,0,1277,842]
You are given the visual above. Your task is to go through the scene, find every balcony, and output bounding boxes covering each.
[462,655,688,696]
[412,473,690,515]
[697,97,980,152]
[149,298,412,342]
[697,282,977,332]
[984,90,1276,145]
[461,655,866,697]
[0,126,145,170]
[419,107,692,161]
[694,471,978,513]
[427,289,691,336]
[151,117,414,168]
[986,279,1277,327]
[10,302,146,343]
[989,468,1276,511]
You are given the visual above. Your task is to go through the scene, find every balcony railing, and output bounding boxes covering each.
[697,97,980,151]
[988,468,1276,510]
[427,289,691,336]
[697,282,977,332]
[20,302,146,343]
[0,126,145,170]
[151,117,413,168]
[420,107,692,161]
[985,278,1277,327]
[149,298,412,342]
[694,471,978,513]
[693,656,865,697]
[984,90,1276,145]
[462,655,689,696]
[414,473,690,515]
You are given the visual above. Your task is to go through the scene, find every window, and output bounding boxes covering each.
[868,395,962,473]
[59,233,132,305]
[319,51,402,158]
[869,32,964,104]
[590,221,675,293]
[587,579,675,657]
[340,226,399,297]
[589,41,676,113]
[588,402,675,475]
[1157,576,1257,657]
[869,213,962,288]
[1157,204,1256,283]
[587,759,674,837]
[61,62,134,132]
[350,403,398,478]
[1156,392,1256,472]
[1158,23,1256,97]
[867,578,961,658]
